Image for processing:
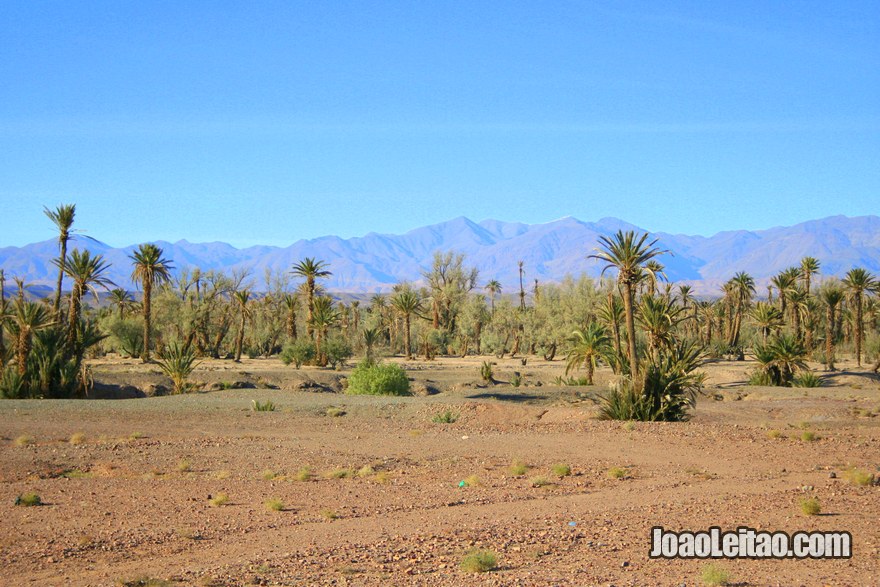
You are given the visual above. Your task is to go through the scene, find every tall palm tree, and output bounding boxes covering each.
[44,204,76,321]
[0,269,7,361]
[565,323,611,385]
[517,261,526,310]
[362,327,380,362]
[819,285,844,370]
[484,280,502,316]
[800,257,820,297]
[771,268,799,327]
[233,289,251,362]
[597,291,624,365]
[130,244,174,362]
[291,258,331,340]
[590,231,667,379]
[843,268,877,366]
[728,272,755,350]
[637,295,685,359]
[391,288,423,360]
[643,260,666,297]
[56,249,114,350]
[108,288,133,320]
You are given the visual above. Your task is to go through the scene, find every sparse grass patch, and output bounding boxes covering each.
[176,527,202,540]
[800,497,821,516]
[801,430,818,442]
[325,406,346,417]
[294,467,312,481]
[843,467,875,487]
[552,463,572,477]
[177,459,192,473]
[766,429,783,439]
[622,421,636,432]
[264,498,284,512]
[69,432,86,445]
[529,476,552,487]
[792,372,822,388]
[260,469,278,480]
[508,460,529,476]
[608,466,629,480]
[128,432,144,441]
[14,434,34,447]
[252,400,275,412]
[117,578,175,587]
[700,563,731,586]
[685,466,717,480]
[460,548,497,573]
[461,474,480,487]
[321,509,339,520]
[15,492,42,506]
[326,468,353,479]
[213,469,231,480]
[62,468,93,479]
[374,471,390,484]
[208,493,229,507]
[432,410,458,424]
[357,465,375,477]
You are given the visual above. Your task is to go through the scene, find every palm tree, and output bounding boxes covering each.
[771,268,799,326]
[820,285,844,370]
[130,244,174,362]
[590,231,667,380]
[310,296,339,366]
[517,261,526,310]
[44,204,76,321]
[643,260,666,296]
[565,323,611,385]
[56,249,114,351]
[750,302,784,344]
[800,257,820,297]
[0,269,7,361]
[282,293,298,341]
[291,258,331,340]
[484,280,502,316]
[843,268,877,366]
[597,291,624,365]
[727,272,755,351]
[233,289,251,362]
[108,288,133,320]
[637,295,684,359]
[10,300,53,376]
[362,327,380,362]
[390,288,423,360]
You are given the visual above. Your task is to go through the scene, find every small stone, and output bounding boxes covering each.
[829,472,836,479]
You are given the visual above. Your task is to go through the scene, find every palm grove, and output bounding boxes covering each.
[1,204,878,421]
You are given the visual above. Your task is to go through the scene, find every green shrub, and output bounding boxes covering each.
[107,318,144,358]
[700,563,731,586]
[460,549,497,573]
[553,375,590,386]
[800,497,821,516]
[323,337,353,369]
[792,372,822,388]
[431,410,458,424]
[252,399,275,412]
[508,460,528,476]
[15,492,42,506]
[480,361,494,383]
[510,372,522,387]
[265,498,284,512]
[346,361,410,396]
[0,368,26,399]
[156,342,199,394]
[552,463,572,477]
[843,467,875,486]
[280,340,316,368]
[748,369,775,386]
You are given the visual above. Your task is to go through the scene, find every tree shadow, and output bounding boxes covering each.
[465,392,545,403]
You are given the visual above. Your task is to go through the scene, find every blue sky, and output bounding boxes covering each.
[1,1,878,248]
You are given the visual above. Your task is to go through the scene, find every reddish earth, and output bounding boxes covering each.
[1,356,879,586]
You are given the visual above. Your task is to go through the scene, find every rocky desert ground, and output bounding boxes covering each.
[1,355,879,586]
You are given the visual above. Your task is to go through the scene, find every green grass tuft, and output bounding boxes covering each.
[460,549,497,573]
[552,463,572,477]
[800,497,821,516]
[700,563,731,586]
[265,498,284,512]
[15,492,42,506]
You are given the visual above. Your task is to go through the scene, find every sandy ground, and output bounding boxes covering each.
[1,355,879,586]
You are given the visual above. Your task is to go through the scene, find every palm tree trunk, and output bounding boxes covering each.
[142,280,152,362]
[53,237,68,320]
[306,279,315,340]
[586,360,594,386]
[826,304,835,370]
[17,328,31,376]
[404,313,411,360]
[66,284,81,351]
[234,313,245,362]
[622,280,639,379]
[855,293,863,366]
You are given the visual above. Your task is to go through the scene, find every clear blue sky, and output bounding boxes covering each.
[1,1,878,248]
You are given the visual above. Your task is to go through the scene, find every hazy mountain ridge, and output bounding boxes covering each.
[1,215,878,295]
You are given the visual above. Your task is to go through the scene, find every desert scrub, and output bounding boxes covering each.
[792,371,822,388]
[15,492,42,506]
[294,467,312,481]
[346,360,410,396]
[264,498,284,512]
[69,432,86,445]
[326,468,353,479]
[177,459,192,473]
[461,475,480,487]
[260,469,278,480]
[800,497,821,516]
[280,340,316,368]
[252,399,275,412]
[117,578,174,587]
[800,430,818,442]
[480,361,494,383]
[508,460,528,476]
[843,467,875,486]
[700,563,731,586]
[552,463,572,477]
[321,509,339,520]
[356,465,375,477]
[608,466,629,479]
[460,549,497,573]
[208,493,229,507]
[766,429,783,439]
[14,434,34,447]
[431,409,458,424]
[325,406,346,417]
[529,476,551,487]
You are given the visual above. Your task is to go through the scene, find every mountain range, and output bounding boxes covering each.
[1,215,879,297]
